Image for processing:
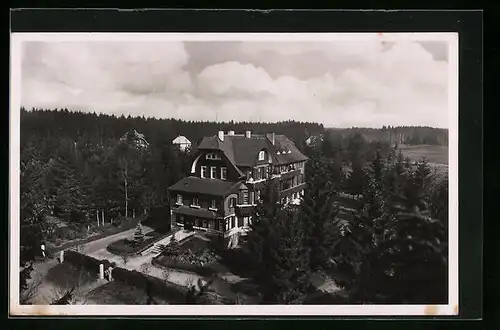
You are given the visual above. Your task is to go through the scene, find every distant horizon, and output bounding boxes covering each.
[19,35,452,129]
[21,107,448,130]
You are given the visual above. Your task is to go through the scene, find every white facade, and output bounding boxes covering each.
[172,135,192,152]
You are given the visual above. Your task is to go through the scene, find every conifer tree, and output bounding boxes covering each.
[164,234,180,257]
[247,181,310,304]
[133,222,145,246]
[301,156,341,271]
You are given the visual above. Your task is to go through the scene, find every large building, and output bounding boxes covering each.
[167,130,308,242]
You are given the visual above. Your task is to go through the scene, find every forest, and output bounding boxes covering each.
[19,108,448,304]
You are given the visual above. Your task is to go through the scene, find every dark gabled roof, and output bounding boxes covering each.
[273,135,309,164]
[197,133,308,168]
[198,136,243,176]
[167,176,240,196]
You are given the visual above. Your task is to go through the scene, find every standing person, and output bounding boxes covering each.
[40,242,46,259]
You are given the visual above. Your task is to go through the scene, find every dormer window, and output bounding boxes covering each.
[201,166,207,178]
[176,194,183,205]
[210,166,217,179]
[258,150,265,161]
[221,167,227,180]
[206,152,221,160]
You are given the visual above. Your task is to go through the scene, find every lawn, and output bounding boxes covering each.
[44,262,97,290]
[398,144,449,165]
[46,216,146,254]
[87,281,173,305]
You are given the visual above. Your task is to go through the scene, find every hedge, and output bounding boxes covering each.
[63,250,102,275]
[111,266,188,303]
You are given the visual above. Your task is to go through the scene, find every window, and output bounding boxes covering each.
[201,166,207,178]
[229,197,236,208]
[242,190,249,204]
[221,167,227,180]
[210,199,217,209]
[209,220,215,230]
[258,150,265,161]
[238,216,244,227]
[176,194,183,205]
[256,190,261,202]
[206,152,221,160]
[231,216,236,228]
[210,166,217,179]
[192,196,199,207]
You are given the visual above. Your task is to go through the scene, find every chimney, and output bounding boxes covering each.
[228,130,235,136]
[218,131,224,141]
[245,131,251,138]
[266,132,275,145]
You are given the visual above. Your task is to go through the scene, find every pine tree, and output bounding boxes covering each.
[350,158,447,303]
[133,222,145,246]
[164,234,180,257]
[301,157,341,271]
[246,181,311,304]
[347,157,367,197]
[20,146,48,297]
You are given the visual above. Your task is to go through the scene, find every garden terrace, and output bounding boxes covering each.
[152,236,221,276]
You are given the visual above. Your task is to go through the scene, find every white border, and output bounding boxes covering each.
[9,32,459,316]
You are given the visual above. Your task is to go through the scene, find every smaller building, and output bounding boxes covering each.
[305,134,324,147]
[172,135,192,152]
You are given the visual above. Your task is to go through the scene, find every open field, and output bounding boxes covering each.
[398,144,448,165]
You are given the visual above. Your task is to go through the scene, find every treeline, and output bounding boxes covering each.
[327,126,449,146]
[21,108,325,153]
[244,143,448,304]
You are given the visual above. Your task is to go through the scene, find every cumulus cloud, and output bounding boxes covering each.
[20,39,449,128]
[22,41,191,116]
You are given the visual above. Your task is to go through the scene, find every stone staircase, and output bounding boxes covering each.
[150,243,167,255]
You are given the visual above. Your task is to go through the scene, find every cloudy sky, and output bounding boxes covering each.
[21,38,450,128]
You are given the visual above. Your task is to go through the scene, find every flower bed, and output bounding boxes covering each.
[107,231,166,256]
[152,237,221,276]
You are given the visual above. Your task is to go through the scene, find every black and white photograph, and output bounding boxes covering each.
[10,32,458,316]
